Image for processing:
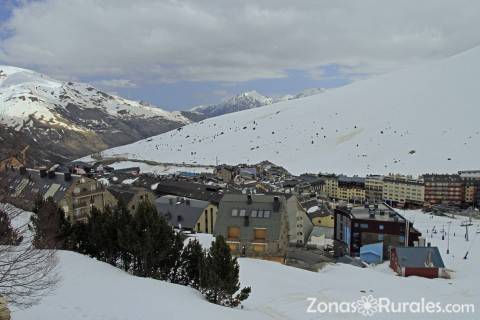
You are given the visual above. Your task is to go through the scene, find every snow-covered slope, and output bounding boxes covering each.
[0,66,189,165]
[101,47,480,175]
[12,209,480,320]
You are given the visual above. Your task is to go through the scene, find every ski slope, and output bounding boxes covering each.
[9,207,480,320]
[99,47,480,175]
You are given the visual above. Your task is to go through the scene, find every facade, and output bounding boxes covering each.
[155,195,218,233]
[390,246,446,278]
[382,174,424,208]
[423,174,464,206]
[336,176,366,203]
[214,193,289,261]
[1,167,116,223]
[215,165,237,183]
[333,203,421,258]
[285,195,314,245]
[108,185,156,213]
[319,174,338,199]
[459,170,480,206]
[365,175,384,203]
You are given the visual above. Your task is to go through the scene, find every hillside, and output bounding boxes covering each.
[98,47,480,175]
[0,66,190,166]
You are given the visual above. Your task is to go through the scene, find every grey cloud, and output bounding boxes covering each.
[1,0,479,83]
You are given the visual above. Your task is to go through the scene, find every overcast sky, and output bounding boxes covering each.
[1,0,479,110]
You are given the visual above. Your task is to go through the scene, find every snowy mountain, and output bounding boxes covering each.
[0,66,190,166]
[190,88,325,118]
[98,46,480,176]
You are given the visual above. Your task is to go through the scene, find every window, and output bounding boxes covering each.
[228,226,240,240]
[239,209,247,217]
[252,244,266,254]
[360,223,368,229]
[378,234,384,241]
[264,210,271,218]
[258,210,264,218]
[254,228,267,241]
[251,210,258,218]
[232,209,238,216]
[379,224,384,231]
[227,242,240,252]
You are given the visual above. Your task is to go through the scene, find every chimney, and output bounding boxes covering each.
[39,169,47,178]
[369,211,375,218]
[273,196,280,212]
[186,199,191,206]
[64,172,72,181]
[48,170,56,179]
[247,194,252,204]
[169,198,173,205]
[19,166,27,175]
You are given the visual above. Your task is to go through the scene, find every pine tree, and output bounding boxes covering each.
[176,239,204,288]
[30,196,71,249]
[200,236,251,307]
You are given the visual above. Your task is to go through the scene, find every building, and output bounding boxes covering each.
[458,170,480,206]
[336,176,366,203]
[153,180,224,205]
[155,195,217,233]
[423,174,464,206]
[214,193,289,261]
[108,185,156,213]
[333,203,421,258]
[285,195,314,245]
[318,173,338,199]
[390,246,447,279]
[382,174,424,208]
[365,175,384,203]
[214,165,237,183]
[1,167,116,223]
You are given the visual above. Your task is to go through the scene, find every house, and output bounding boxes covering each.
[238,167,257,180]
[1,167,117,223]
[333,203,421,259]
[359,242,384,264]
[155,195,217,233]
[390,246,447,279]
[214,193,289,262]
[215,165,237,183]
[108,185,156,214]
[423,174,464,206]
[302,200,334,228]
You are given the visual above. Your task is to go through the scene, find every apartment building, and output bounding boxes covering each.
[423,174,464,206]
[365,175,384,203]
[458,170,480,206]
[318,173,338,199]
[214,194,289,261]
[336,176,366,203]
[382,174,424,208]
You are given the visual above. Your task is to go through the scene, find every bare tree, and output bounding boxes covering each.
[0,203,59,309]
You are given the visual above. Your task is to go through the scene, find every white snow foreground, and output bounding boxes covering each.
[11,210,480,320]
[99,46,480,175]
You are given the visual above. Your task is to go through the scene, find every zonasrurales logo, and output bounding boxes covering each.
[355,295,379,316]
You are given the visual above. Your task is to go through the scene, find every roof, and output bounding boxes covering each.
[155,195,210,229]
[0,168,81,207]
[108,185,149,205]
[153,180,224,204]
[394,246,445,268]
[337,203,407,223]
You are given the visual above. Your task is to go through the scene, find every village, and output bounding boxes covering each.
[1,159,479,279]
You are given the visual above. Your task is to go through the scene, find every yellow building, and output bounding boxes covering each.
[382,174,424,207]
